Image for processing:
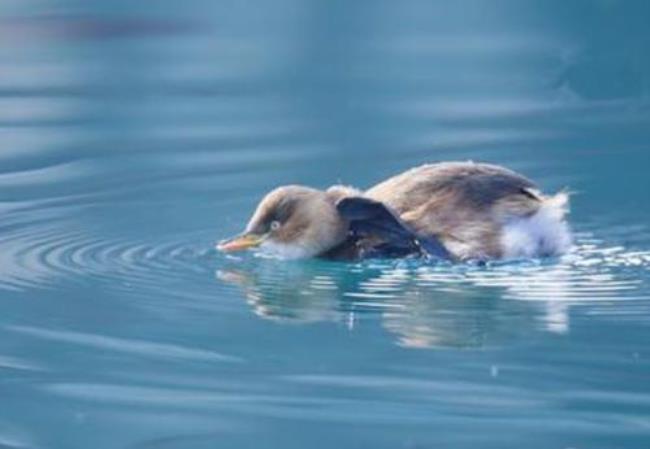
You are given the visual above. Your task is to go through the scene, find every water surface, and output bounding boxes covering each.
[1,1,650,448]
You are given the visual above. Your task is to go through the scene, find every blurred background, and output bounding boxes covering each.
[1,1,650,448]
[1,0,649,215]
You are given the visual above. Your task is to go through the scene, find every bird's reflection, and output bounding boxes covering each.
[217,261,345,323]
[214,255,606,349]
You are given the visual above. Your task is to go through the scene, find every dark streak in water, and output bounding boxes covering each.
[0,15,202,42]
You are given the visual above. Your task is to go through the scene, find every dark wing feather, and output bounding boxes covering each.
[336,197,450,260]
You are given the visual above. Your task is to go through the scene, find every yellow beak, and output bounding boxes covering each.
[217,233,265,252]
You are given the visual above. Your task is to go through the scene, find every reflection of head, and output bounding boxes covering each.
[216,260,345,323]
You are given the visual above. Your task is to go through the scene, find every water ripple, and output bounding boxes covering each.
[0,215,213,292]
[8,325,242,364]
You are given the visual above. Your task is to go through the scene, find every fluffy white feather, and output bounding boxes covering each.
[500,193,572,259]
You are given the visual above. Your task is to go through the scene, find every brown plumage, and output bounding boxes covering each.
[218,161,571,261]
[366,162,545,259]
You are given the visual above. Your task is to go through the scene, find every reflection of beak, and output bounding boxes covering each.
[217,233,265,252]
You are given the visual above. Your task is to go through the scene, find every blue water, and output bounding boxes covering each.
[1,1,650,448]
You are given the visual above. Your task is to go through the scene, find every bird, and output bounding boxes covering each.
[217,161,571,262]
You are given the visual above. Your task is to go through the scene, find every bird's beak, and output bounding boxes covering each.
[217,232,265,252]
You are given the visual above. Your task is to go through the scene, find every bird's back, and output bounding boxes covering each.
[365,162,553,260]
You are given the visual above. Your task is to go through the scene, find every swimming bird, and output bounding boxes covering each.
[217,162,571,261]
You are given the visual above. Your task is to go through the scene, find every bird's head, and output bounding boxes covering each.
[218,185,355,259]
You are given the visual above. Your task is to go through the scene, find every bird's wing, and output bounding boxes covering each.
[336,196,450,260]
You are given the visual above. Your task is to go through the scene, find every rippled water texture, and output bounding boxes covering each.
[1,1,650,448]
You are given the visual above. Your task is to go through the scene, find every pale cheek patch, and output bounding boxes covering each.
[501,194,572,259]
[259,240,314,260]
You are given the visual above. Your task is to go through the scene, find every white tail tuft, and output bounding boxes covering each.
[501,192,572,259]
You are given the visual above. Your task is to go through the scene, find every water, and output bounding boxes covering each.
[1,1,650,448]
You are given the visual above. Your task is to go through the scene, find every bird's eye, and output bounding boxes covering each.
[270,220,281,231]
